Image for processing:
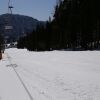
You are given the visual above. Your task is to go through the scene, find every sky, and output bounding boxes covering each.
[0,0,56,21]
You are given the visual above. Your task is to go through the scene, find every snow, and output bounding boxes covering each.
[0,48,100,100]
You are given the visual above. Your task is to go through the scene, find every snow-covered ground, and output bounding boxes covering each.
[0,48,100,100]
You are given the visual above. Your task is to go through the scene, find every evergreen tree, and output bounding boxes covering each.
[17,0,100,51]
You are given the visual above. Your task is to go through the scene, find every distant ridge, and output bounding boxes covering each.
[0,13,45,43]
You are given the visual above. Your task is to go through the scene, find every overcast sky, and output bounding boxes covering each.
[0,0,56,21]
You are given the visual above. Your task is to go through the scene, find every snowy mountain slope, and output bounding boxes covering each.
[1,48,100,100]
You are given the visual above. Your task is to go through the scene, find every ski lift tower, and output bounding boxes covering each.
[8,0,14,14]
[4,0,14,43]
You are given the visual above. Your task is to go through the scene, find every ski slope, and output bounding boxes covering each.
[0,48,100,100]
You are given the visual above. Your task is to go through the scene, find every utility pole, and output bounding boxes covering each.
[4,0,14,44]
[8,0,14,14]
[0,33,3,60]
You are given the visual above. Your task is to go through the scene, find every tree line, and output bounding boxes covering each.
[17,0,100,51]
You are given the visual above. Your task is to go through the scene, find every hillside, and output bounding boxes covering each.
[0,14,44,43]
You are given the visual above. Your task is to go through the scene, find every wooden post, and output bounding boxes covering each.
[0,52,2,60]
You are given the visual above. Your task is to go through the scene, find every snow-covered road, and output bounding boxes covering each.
[0,48,100,100]
[0,53,31,100]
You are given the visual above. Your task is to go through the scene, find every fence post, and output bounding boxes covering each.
[0,52,2,60]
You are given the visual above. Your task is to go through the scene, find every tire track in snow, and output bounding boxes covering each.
[5,52,34,100]
[18,66,50,82]
[17,66,56,100]
[5,52,55,100]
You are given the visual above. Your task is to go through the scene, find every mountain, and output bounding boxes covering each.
[0,13,44,43]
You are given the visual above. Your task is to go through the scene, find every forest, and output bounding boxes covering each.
[17,0,100,51]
